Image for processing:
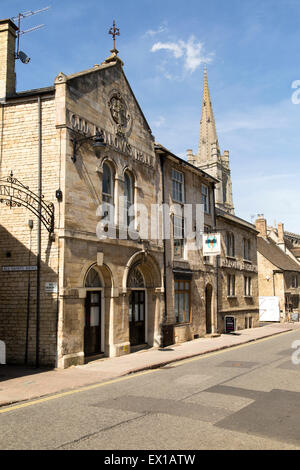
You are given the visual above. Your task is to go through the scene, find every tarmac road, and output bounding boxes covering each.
[0,329,300,450]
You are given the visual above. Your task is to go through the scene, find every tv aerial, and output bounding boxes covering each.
[11,6,50,64]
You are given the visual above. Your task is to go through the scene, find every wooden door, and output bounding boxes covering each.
[84,291,102,356]
[129,290,146,346]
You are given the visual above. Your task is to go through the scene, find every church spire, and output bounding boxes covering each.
[197,67,220,162]
[187,66,235,215]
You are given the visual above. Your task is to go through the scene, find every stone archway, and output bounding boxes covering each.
[123,251,162,349]
[77,262,114,360]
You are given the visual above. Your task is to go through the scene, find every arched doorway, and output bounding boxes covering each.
[84,266,103,356]
[205,284,213,335]
[127,267,146,346]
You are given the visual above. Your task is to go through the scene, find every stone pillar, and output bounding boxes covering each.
[0,19,18,101]
[108,288,130,357]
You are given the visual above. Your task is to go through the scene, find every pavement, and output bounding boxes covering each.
[0,322,299,408]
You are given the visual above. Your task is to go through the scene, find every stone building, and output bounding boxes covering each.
[0,18,168,367]
[1,18,232,367]
[216,209,259,331]
[186,69,260,332]
[155,143,218,343]
[256,216,300,320]
[0,18,260,367]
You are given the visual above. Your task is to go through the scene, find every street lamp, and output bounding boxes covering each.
[72,131,106,163]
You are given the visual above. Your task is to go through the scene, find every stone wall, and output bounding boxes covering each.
[216,215,259,331]
[55,61,165,366]
[163,155,217,342]
[0,95,61,365]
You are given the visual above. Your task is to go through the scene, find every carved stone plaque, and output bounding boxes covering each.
[108,91,131,136]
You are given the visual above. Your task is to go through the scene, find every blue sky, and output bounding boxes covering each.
[3,0,300,232]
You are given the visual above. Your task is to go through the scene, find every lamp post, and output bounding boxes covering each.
[72,131,106,163]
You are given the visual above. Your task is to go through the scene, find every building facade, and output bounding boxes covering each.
[155,144,218,343]
[0,19,218,367]
[0,18,260,367]
[256,216,300,320]
[186,68,260,332]
[0,19,167,367]
[216,209,259,331]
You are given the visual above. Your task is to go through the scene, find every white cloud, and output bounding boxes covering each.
[145,24,168,37]
[151,35,213,74]
[152,41,183,58]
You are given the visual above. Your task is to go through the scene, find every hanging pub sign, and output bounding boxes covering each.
[203,233,221,256]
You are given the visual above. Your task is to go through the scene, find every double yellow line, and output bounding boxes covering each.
[0,329,295,415]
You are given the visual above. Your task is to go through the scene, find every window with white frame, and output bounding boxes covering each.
[173,215,185,258]
[227,274,236,297]
[172,169,184,203]
[201,184,210,214]
[244,276,252,296]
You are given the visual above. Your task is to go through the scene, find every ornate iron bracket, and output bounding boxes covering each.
[0,172,54,233]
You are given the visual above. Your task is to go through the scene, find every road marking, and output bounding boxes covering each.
[0,369,155,415]
[0,329,296,415]
[161,329,296,368]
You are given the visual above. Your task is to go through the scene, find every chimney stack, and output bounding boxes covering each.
[0,19,18,101]
[187,149,195,165]
[278,222,285,243]
[256,215,267,237]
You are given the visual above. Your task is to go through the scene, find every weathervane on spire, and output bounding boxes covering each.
[109,20,120,54]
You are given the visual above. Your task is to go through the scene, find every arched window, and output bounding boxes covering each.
[102,162,114,223]
[124,170,134,227]
[127,267,145,288]
[85,267,102,288]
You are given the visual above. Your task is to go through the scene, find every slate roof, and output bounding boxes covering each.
[257,237,300,272]
[154,143,219,184]
[216,207,258,233]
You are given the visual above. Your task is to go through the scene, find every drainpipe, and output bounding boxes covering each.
[25,220,33,364]
[159,153,168,347]
[212,182,218,334]
[36,96,42,367]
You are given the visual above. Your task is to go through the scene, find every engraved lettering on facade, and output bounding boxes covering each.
[68,111,154,168]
